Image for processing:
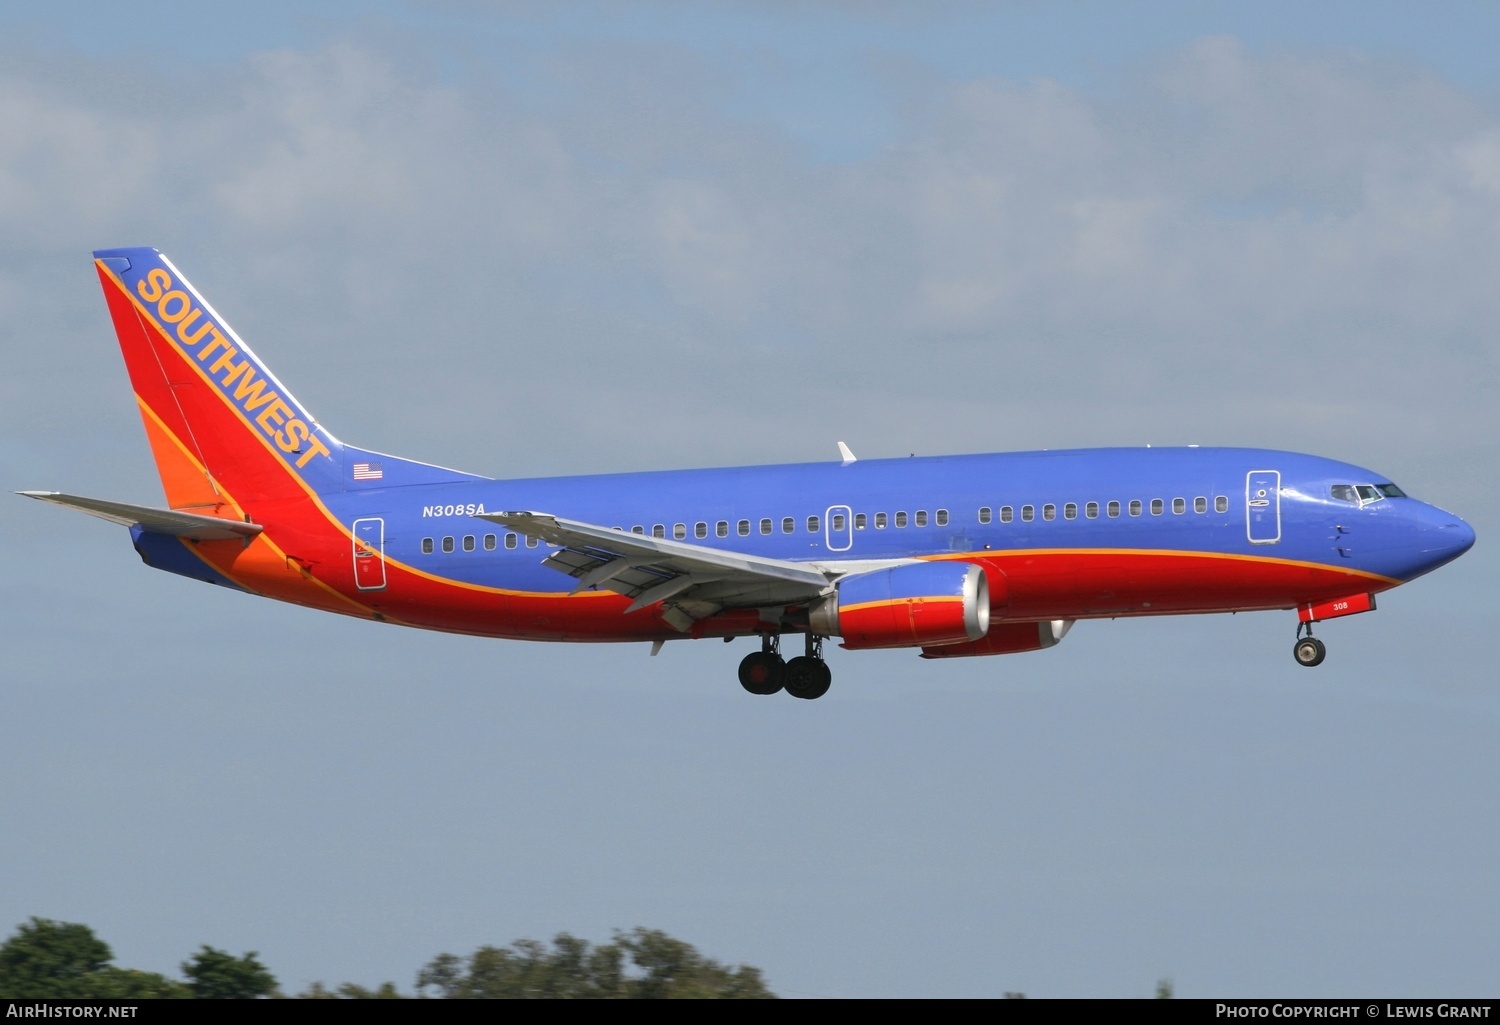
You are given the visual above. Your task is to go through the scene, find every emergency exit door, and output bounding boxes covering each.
[1246,471,1281,544]
[352,517,387,590]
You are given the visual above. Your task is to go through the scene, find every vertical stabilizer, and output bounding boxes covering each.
[95,248,346,507]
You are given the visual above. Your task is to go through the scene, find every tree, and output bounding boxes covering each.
[181,945,277,999]
[298,980,402,999]
[0,918,112,998]
[0,918,189,999]
[416,928,774,999]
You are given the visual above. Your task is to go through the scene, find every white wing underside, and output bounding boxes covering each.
[477,510,835,632]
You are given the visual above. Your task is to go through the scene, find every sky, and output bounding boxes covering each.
[1,1,1497,999]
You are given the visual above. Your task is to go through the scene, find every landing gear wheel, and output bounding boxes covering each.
[782,656,832,700]
[738,651,785,695]
[1293,636,1326,667]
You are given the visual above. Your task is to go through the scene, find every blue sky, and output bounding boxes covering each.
[2,1,1497,998]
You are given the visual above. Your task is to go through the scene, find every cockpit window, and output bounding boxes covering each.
[1355,485,1383,504]
[1330,484,1358,503]
[1376,483,1406,498]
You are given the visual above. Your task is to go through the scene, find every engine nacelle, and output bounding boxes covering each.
[811,562,989,650]
[918,619,1074,659]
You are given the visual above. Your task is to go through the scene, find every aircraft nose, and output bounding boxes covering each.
[1418,511,1476,565]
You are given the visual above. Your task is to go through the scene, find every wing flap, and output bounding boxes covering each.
[19,491,263,541]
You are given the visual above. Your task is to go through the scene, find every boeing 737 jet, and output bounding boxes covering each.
[22,248,1476,699]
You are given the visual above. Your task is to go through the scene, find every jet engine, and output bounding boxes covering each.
[918,619,1074,658]
[810,562,989,650]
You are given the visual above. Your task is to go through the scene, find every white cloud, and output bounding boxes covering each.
[2,33,1497,478]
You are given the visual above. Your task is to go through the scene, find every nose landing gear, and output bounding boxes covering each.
[1293,622,1327,667]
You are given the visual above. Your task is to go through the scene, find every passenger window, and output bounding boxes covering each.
[1194,497,1207,514]
[716,521,728,538]
[935,509,948,526]
[915,510,928,527]
[1150,499,1163,516]
[978,507,992,524]
[442,536,455,553]
[632,525,645,534]
[1021,505,1035,522]
[1215,496,1228,513]
[1064,503,1077,520]
[807,515,820,533]
[1086,502,1099,519]
[875,512,888,529]
[1130,500,1142,516]
[674,523,687,540]
[484,534,496,550]
[422,537,434,554]
[1041,504,1055,521]
[694,522,707,539]
[782,517,795,534]
[831,513,846,531]
[463,535,475,551]
[652,524,665,538]
[854,513,867,529]
[526,536,538,548]
[1108,501,1120,517]
[1172,498,1185,514]
[737,519,750,536]
[503,534,516,550]
[895,511,908,527]
[760,518,772,535]
[1000,506,1014,523]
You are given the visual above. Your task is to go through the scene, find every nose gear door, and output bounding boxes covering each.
[1246,470,1281,544]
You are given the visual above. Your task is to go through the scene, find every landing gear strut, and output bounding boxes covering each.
[782,634,833,701]
[1293,621,1327,668]
[738,633,785,695]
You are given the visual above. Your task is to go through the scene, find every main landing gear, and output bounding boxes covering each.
[737,633,832,700]
[1293,621,1327,668]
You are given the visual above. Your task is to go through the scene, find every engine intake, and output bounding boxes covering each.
[811,562,989,650]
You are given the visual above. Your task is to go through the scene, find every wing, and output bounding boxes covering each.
[477,510,832,631]
[19,491,263,542]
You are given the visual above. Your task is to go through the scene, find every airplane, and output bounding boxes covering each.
[21,248,1476,700]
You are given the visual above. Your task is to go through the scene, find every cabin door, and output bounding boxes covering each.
[825,505,854,552]
[352,517,388,590]
[1245,471,1281,544]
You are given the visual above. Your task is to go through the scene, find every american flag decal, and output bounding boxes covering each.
[352,461,384,481]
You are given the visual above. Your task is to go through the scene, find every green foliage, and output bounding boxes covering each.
[181,945,277,999]
[0,918,189,999]
[416,928,774,999]
[0,918,112,998]
[1156,977,1174,999]
[298,980,403,999]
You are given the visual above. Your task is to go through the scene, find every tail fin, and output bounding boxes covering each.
[93,248,477,512]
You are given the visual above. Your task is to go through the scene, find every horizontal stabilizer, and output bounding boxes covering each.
[18,491,263,541]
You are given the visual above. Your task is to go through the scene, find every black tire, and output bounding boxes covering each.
[738,651,785,695]
[783,656,832,700]
[1293,636,1326,667]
